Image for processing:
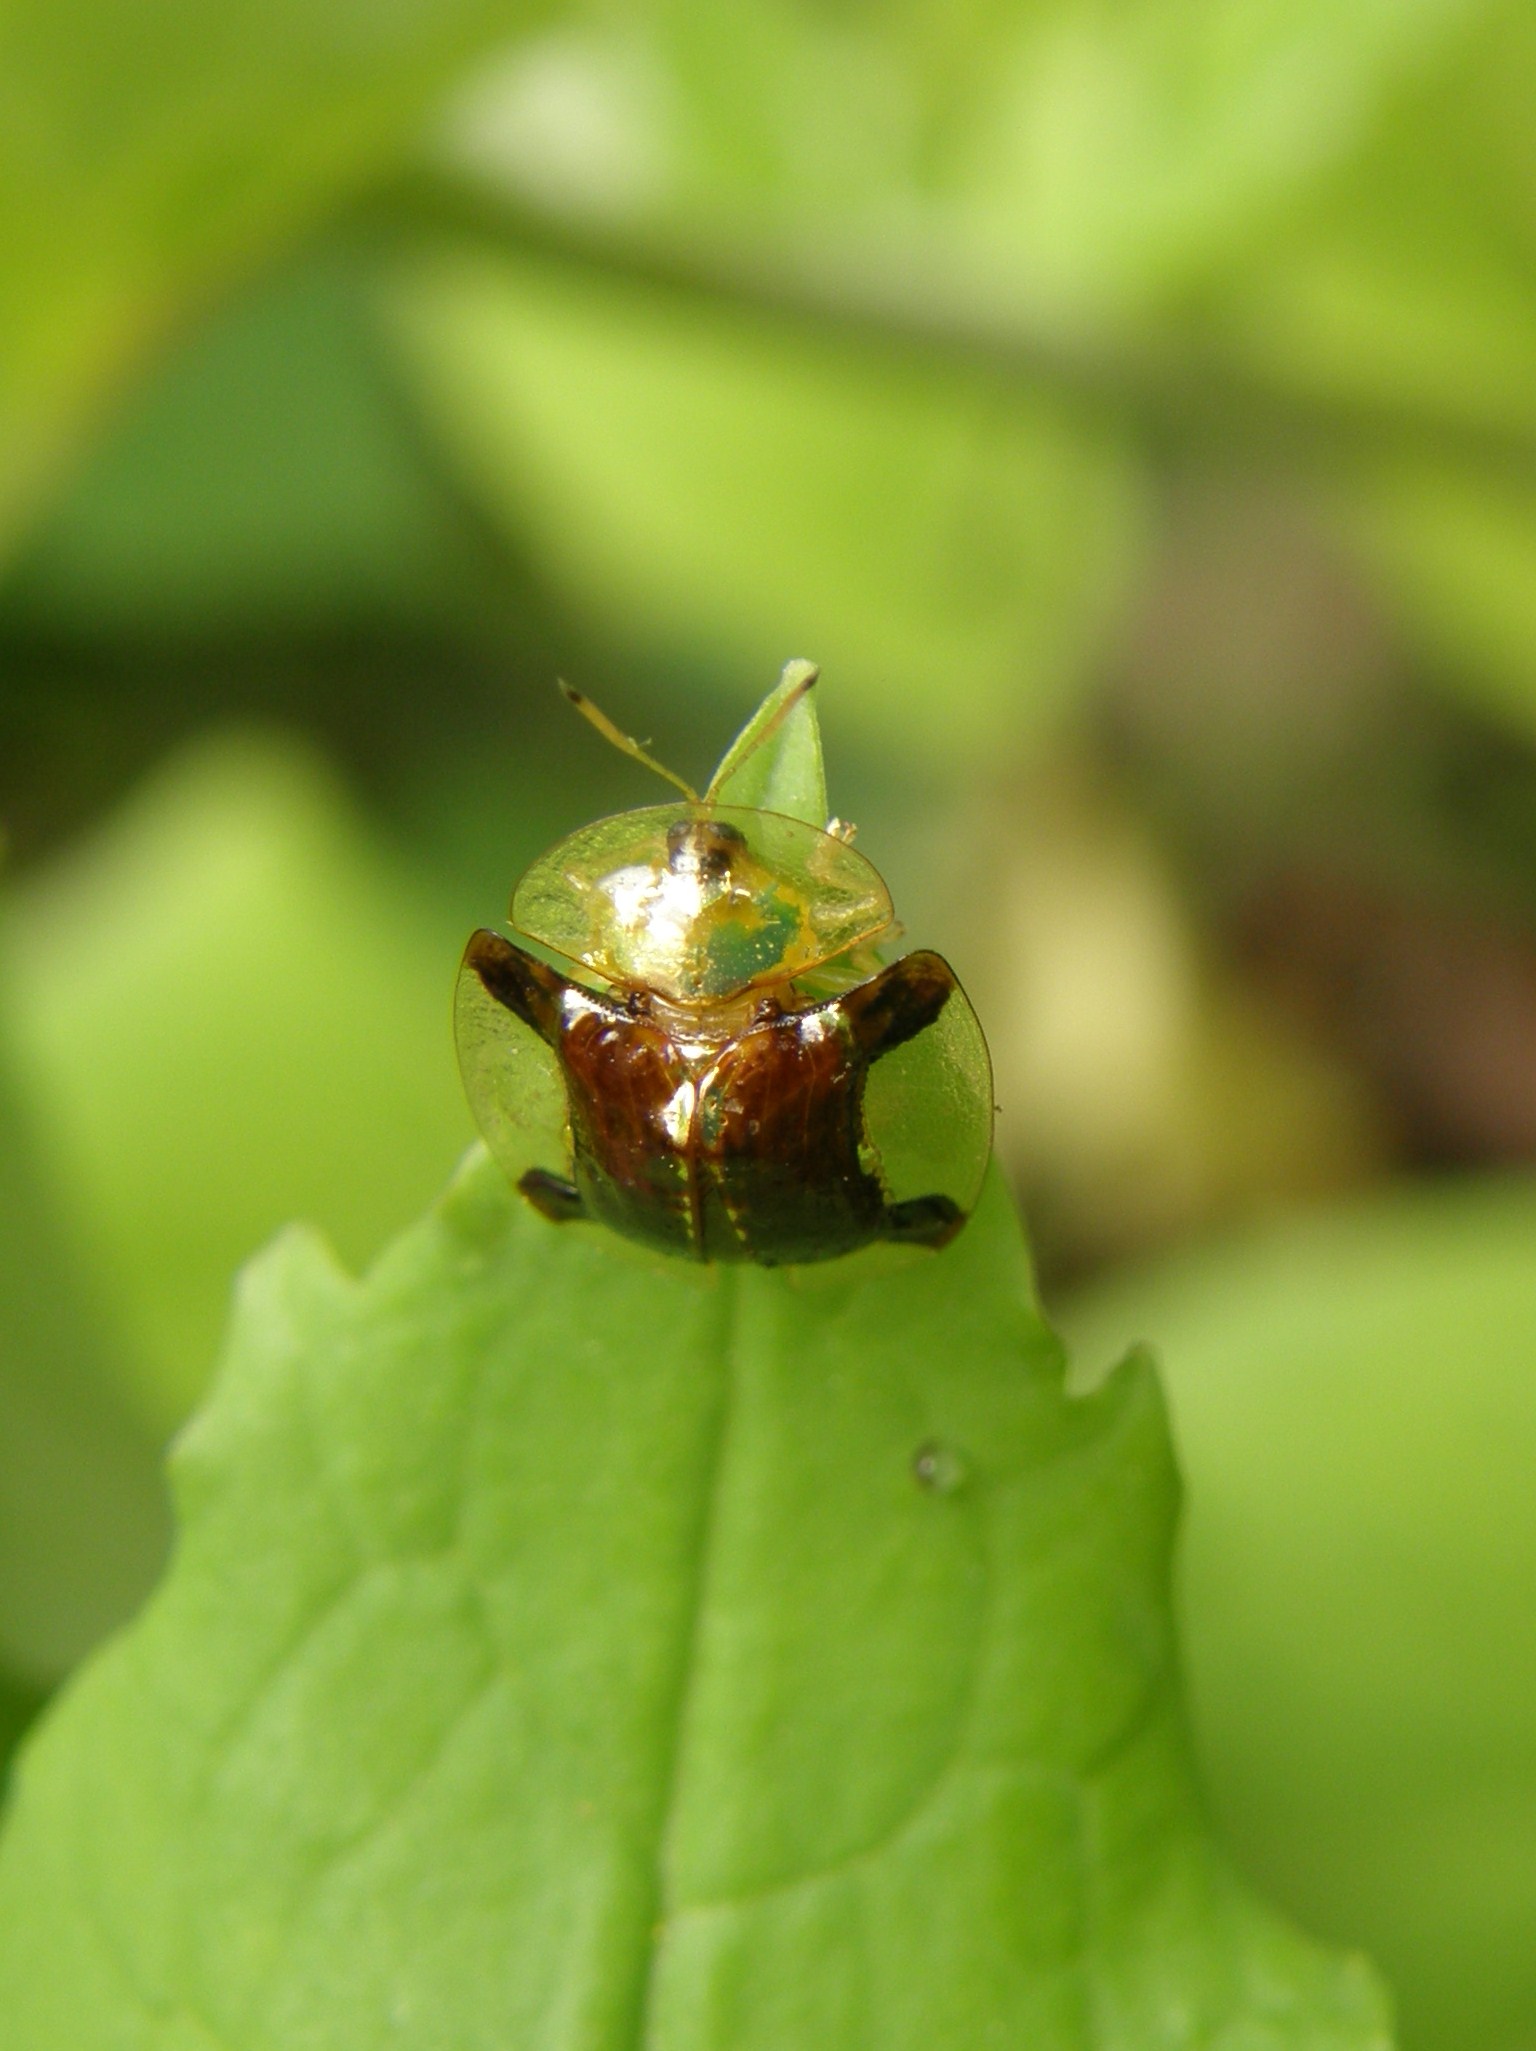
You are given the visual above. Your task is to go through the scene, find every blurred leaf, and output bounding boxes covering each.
[1061,1177,1536,2051]
[0,1663,46,1785]
[390,0,1517,779]
[448,1,1480,322]
[0,258,492,642]
[1196,6,1536,740]
[0,1155,1389,2047]
[0,0,555,555]
[1331,458,1536,748]
[1205,1,1536,444]
[0,731,472,1432]
[709,657,825,826]
[391,253,1145,773]
[949,770,1384,1274]
[0,1043,168,1684]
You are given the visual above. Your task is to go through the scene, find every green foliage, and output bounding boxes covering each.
[0,1063,166,1686]
[708,658,826,826]
[1337,457,1536,741]
[8,2,1536,2043]
[1063,1178,1536,2051]
[2,260,489,641]
[395,0,1536,758]
[0,1155,1389,2048]
[0,0,550,552]
[0,1663,45,1782]
[0,732,471,1432]
[466,0,1473,318]
[390,256,1145,771]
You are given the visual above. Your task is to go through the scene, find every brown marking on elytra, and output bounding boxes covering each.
[839,949,955,1058]
[472,940,970,1265]
[465,929,566,1042]
[692,1007,885,1263]
[558,994,698,1254]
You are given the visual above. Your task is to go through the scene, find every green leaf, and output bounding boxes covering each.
[709,659,826,826]
[1329,456,1536,747]
[1205,1,1536,446]
[1199,4,1536,743]
[0,0,554,555]
[388,254,1145,774]
[1061,1177,1536,2051]
[0,730,473,1433]
[0,1153,1389,2047]
[0,1663,46,1786]
[446,0,1479,322]
[0,1038,169,1685]
[1,258,491,641]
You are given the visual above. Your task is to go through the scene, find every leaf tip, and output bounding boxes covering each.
[1065,1334,1159,1400]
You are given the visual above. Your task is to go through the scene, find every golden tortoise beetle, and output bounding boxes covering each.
[456,666,993,1265]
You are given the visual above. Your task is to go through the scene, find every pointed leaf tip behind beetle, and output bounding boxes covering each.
[0,1152,1391,2050]
[709,658,827,826]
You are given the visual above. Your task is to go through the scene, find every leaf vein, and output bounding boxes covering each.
[627,1273,740,2051]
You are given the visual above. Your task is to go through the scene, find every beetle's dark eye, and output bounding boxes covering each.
[667,818,748,878]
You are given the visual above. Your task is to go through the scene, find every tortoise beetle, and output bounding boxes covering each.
[456,665,992,1265]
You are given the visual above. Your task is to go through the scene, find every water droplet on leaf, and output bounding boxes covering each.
[912,1439,969,1494]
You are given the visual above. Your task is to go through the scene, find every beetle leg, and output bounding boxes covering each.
[883,1193,965,1250]
[464,929,568,1045]
[840,950,956,1060]
[517,1168,587,1225]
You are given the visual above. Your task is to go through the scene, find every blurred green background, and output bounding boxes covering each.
[3,2,1536,2046]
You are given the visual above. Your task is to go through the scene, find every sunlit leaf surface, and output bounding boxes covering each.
[1063,1178,1536,2051]
[445,0,1478,319]
[391,256,1145,771]
[0,0,551,553]
[0,732,472,1431]
[0,1155,1388,2048]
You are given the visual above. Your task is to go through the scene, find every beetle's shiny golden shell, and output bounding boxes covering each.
[512,803,894,1004]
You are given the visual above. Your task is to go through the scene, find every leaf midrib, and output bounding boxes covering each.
[624,1267,741,2051]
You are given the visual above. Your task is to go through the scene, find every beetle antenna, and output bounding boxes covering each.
[559,681,699,802]
[702,664,819,802]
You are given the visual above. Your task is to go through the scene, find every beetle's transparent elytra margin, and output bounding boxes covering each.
[454,942,573,1199]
